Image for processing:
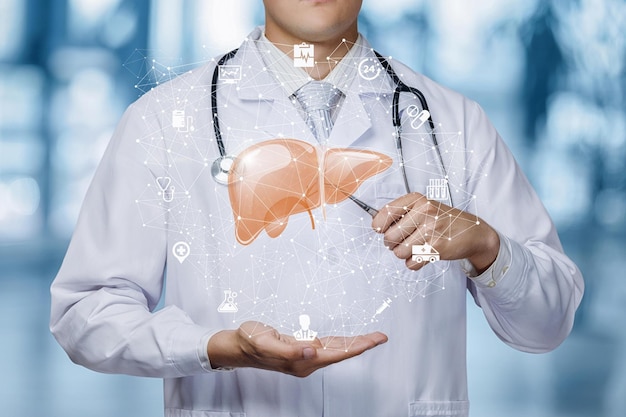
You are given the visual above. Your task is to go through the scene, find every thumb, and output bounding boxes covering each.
[302,346,316,360]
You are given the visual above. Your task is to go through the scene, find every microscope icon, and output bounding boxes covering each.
[217,290,238,313]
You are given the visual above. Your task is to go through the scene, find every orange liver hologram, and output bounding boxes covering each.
[228,139,392,245]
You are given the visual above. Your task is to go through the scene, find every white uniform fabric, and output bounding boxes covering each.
[50,27,584,417]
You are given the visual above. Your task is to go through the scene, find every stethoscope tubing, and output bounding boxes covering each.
[210,47,453,211]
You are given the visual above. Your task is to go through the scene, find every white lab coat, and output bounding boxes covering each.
[50,27,583,417]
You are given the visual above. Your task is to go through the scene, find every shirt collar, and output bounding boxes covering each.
[255,32,365,96]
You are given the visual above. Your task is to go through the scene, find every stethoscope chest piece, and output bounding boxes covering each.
[211,155,236,185]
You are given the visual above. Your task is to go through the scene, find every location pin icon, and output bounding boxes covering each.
[172,241,190,263]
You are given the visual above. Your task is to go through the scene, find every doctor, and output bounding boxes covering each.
[50,1,584,416]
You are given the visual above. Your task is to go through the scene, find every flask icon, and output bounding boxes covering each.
[217,290,238,313]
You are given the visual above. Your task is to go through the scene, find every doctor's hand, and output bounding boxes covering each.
[207,321,387,377]
[372,192,500,274]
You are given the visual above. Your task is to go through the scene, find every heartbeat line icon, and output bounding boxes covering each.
[293,43,315,68]
[221,69,239,76]
[218,65,242,83]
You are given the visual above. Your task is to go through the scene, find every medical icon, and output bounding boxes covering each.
[218,65,242,83]
[156,176,174,202]
[358,57,382,81]
[371,297,392,322]
[293,314,317,341]
[172,110,194,132]
[172,241,190,263]
[217,290,238,313]
[406,105,430,130]
[227,139,392,245]
[293,43,315,67]
[412,244,440,263]
[426,178,449,201]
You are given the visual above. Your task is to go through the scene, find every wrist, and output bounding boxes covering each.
[207,329,241,370]
[467,224,500,274]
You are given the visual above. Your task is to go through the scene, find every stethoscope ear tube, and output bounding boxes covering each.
[374,52,450,203]
[211,49,240,179]
[210,47,452,207]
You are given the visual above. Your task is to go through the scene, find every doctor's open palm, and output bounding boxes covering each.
[207,321,388,377]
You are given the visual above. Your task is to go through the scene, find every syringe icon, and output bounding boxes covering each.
[371,297,393,321]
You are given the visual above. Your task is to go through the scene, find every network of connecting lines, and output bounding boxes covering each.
[130,38,486,343]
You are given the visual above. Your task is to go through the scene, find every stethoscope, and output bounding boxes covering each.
[210,48,453,214]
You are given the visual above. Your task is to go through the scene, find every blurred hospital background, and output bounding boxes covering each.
[1,0,624,415]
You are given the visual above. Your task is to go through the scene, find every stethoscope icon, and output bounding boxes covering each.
[156,176,175,202]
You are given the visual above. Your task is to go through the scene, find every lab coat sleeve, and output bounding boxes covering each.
[50,101,217,377]
[464,101,584,353]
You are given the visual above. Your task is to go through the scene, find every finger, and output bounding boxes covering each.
[391,227,425,260]
[258,333,320,362]
[316,332,388,364]
[239,323,317,362]
[382,208,424,250]
[386,198,455,254]
[405,255,426,271]
[284,333,387,377]
[372,193,426,234]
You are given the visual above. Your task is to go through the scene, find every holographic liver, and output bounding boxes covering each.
[228,139,392,245]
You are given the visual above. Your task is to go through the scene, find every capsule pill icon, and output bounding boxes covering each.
[406,105,430,130]
[172,241,190,263]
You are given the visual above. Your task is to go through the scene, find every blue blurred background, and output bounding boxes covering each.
[1,0,625,416]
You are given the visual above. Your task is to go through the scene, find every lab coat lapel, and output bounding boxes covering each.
[328,46,395,148]
[233,29,396,146]
[234,31,313,142]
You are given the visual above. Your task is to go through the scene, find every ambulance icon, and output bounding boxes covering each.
[411,244,440,263]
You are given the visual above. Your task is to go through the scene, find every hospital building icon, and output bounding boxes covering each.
[426,178,448,201]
